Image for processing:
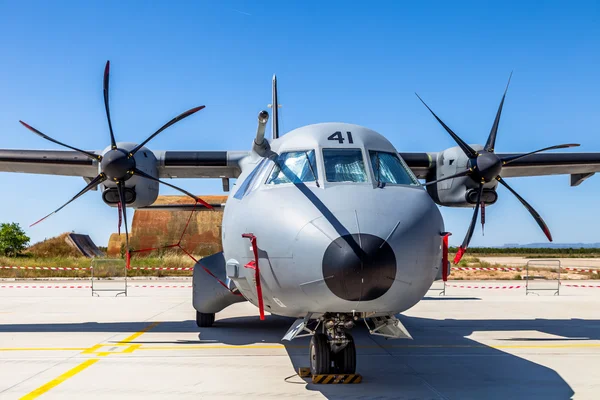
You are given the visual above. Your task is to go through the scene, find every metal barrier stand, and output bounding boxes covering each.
[428,280,446,296]
[91,258,127,297]
[526,259,560,296]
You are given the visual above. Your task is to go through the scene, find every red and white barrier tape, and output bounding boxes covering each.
[4,265,596,274]
[130,267,193,271]
[0,284,192,289]
[454,267,521,271]
[1,265,89,271]
[562,268,599,273]
[561,284,600,288]
[1,265,194,272]
[0,285,91,289]
[446,284,523,289]
[454,266,598,273]
[128,284,192,288]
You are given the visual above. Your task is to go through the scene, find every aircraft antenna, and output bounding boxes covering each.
[270,74,280,139]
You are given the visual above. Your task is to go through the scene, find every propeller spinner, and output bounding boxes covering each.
[21,60,213,254]
[417,73,579,263]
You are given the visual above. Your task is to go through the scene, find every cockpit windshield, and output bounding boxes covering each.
[369,151,419,186]
[267,150,318,185]
[323,149,368,183]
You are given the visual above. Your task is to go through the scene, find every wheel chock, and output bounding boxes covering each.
[297,368,362,384]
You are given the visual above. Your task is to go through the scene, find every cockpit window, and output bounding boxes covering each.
[267,150,318,185]
[323,149,368,183]
[369,151,419,186]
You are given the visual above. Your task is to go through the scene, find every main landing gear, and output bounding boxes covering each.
[196,311,215,327]
[309,313,357,375]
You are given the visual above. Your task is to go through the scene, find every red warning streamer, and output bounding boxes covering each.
[442,232,452,281]
[242,233,265,320]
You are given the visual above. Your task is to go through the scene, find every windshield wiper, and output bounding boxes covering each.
[304,152,320,188]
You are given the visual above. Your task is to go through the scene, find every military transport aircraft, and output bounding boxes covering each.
[2,62,600,376]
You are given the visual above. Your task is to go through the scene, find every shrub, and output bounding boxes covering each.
[0,223,30,257]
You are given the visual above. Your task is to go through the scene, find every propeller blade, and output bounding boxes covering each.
[116,180,130,251]
[501,143,580,165]
[423,169,471,187]
[484,72,512,152]
[30,173,106,227]
[128,105,205,157]
[132,168,214,210]
[454,183,484,264]
[103,60,117,149]
[415,93,478,159]
[19,121,101,161]
[496,176,552,241]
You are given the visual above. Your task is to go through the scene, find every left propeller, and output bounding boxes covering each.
[21,60,212,254]
[417,73,579,263]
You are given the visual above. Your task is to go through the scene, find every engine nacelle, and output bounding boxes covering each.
[426,145,498,208]
[100,143,159,208]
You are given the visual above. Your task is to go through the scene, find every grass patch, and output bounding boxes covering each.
[0,253,196,279]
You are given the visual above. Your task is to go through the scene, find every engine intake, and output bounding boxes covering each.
[466,189,497,205]
[102,187,137,205]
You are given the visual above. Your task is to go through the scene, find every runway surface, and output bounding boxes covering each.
[1,279,599,399]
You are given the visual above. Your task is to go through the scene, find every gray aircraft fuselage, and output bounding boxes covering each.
[221,122,444,318]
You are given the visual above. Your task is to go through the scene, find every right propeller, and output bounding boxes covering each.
[417,73,579,263]
[21,60,213,255]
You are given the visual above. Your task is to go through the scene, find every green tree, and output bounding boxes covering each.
[0,223,30,257]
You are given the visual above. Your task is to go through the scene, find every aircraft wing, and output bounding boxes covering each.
[0,149,248,179]
[5,149,600,185]
[401,152,600,185]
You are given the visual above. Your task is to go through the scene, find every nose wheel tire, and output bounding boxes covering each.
[333,333,356,374]
[310,333,331,375]
[196,311,215,327]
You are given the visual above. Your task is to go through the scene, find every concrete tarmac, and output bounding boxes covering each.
[1,280,599,399]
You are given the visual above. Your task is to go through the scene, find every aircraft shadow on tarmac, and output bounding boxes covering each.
[3,312,599,399]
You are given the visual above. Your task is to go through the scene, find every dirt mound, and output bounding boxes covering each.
[27,233,81,257]
[107,195,227,257]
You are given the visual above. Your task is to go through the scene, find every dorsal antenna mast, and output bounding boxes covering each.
[269,74,280,139]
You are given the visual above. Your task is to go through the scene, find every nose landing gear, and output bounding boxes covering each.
[309,314,357,376]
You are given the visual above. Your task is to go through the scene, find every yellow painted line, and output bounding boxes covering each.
[20,358,99,400]
[122,344,141,353]
[136,343,600,351]
[118,321,161,343]
[18,322,161,398]
[3,342,600,355]
[390,343,600,349]
[139,344,289,350]
[0,347,86,352]
[80,344,103,355]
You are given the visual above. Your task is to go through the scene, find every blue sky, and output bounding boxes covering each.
[0,1,598,247]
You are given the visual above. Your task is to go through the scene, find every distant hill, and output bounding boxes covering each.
[501,243,600,249]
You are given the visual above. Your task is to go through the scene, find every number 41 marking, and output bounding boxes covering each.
[327,131,354,144]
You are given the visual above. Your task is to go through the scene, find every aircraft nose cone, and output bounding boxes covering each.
[322,234,396,302]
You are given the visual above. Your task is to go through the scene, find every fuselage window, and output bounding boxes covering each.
[369,151,419,186]
[323,148,368,183]
[267,150,318,185]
